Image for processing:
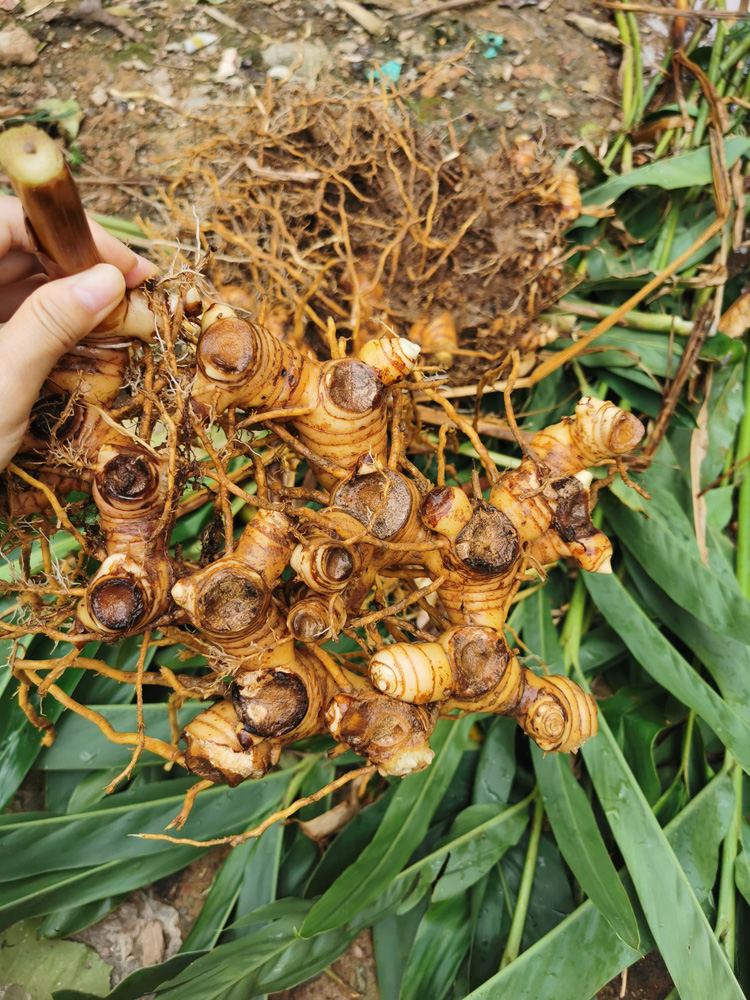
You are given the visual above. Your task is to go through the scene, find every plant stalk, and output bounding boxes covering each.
[499,791,544,969]
[0,124,101,277]
[735,342,750,597]
[550,300,694,335]
[715,760,742,960]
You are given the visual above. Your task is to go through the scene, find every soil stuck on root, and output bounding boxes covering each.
[153,78,580,383]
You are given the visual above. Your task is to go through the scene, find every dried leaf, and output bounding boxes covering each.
[718,292,750,339]
[564,14,621,43]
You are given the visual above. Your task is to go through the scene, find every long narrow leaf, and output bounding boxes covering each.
[581,711,742,1000]
[464,769,733,999]
[585,572,750,773]
[400,894,472,1000]
[532,745,640,949]
[432,803,528,901]
[524,591,640,948]
[301,717,473,936]
[578,136,750,210]
[0,770,291,879]
[603,492,750,647]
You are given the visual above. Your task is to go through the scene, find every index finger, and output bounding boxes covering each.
[0,194,158,287]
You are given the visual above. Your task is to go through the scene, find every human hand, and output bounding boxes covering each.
[0,195,157,471]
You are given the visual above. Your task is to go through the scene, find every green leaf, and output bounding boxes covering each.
[700,332,745,367]
[155,900,362,1000]
[373,901,428,1000]
[400,894,472,1000]
[180,835,269,952]
[624,555,750,717]
[584,572,750,774]
[229,821,283,938]
[305,791,393,897]
[598,685,667,806]
[580,137,750,208]
[468,868,510,990]
[53,951,206,1000]
[0,847,202,932]
[564,327,682,380]
[0,770,291,880]
[602,489,750,647]
[472,717,516,807]
[531,746,640,949]
[37,703,205,770]
[735,843,750,908]
[0,665,84,810]
[0,918,111,998]
[581,711,741,1000]
[597,371,697,428]
[524,590,640,952]
[463,769,733,999]
[522,588,565,674]
[301,717,473,936]
[40,894,128,939]
[432,803,528,901]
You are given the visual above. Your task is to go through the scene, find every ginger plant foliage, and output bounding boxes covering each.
[0,125,645,835]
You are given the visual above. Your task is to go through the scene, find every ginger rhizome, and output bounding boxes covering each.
[0,124,646,833]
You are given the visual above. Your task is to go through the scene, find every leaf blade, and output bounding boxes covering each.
[532,746,640,949]
[301,718,473,936]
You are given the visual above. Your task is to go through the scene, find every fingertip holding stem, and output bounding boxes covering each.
[70,263,126,317]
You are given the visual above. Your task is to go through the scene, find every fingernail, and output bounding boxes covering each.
[70,264,126,313]
[123,250,142,274]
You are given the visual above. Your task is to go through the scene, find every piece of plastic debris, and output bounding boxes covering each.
[184,32,218,55]
[262,41,330,86]
[215,47,239,82]
[0,24,37,65]
[370,60,402,84]
[477,32,504,59]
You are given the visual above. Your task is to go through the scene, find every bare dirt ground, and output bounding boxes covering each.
[3,0,626,226]
[0,2,673,998]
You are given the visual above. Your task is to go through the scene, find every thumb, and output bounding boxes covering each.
[0,264,125,467]
[6,263,127,367]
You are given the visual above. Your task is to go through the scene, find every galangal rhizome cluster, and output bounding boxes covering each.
[0,125,644,829]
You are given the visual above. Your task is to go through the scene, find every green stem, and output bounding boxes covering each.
[500,791,544,969]
[616,13,633,127]
[603,14,635,171]
[627,13,643,125]
[679,708,696,788]
[550,300,694,335]
[560,574,587,671]
[650,195,683,273]
[571,358,592,396]
[715,761,742,960]
[719,33,750,79]
[735,341,750,598]
[692,5,727,149]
